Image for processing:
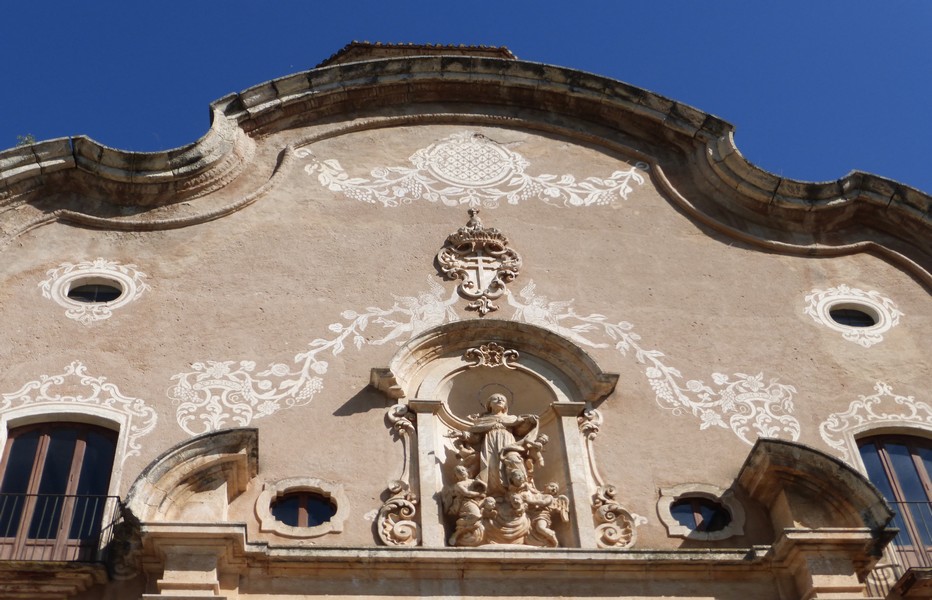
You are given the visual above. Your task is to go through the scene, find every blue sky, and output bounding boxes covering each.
[3,1,930,193]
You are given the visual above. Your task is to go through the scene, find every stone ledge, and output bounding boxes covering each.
[0,561,107,599]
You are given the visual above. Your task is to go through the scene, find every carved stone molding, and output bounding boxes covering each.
[464,342,519,369]
[437,209,522,315]
[820,382,930,463]
[256,477,349,539]
[372,319,619,404]
[125,428,258,524]
[656,483,746,541]
[120,429,257,581]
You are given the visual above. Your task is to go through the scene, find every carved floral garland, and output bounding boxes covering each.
[296,131,649,209]
[169,278,798,445]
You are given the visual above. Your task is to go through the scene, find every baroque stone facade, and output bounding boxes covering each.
[0,42,929,599]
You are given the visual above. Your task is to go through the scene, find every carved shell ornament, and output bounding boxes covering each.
[297,130,649,208]
[437,209,522,315]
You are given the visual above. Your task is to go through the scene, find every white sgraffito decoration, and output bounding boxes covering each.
[39,258,150,325]
[168,277,460,435]
[506,281,799,445]
[820,382,929,463]
[1,361,157,463]
[296,131,649,209]
[170,277,798,445]
[804,284,902,347]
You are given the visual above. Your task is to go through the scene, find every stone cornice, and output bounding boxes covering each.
[1,53,928,279]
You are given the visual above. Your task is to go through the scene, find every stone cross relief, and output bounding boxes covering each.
[436,209,522,315]
[442,390,569,547]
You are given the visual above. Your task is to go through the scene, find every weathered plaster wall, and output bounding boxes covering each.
[0,118,927,560]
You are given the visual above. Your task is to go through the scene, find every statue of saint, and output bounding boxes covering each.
[468,393,538,497]
[443,391,568,547]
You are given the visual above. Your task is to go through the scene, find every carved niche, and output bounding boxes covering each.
[371,319,631,550]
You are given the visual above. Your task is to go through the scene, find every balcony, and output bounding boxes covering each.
[866,501,932,598]
[0,493,122,562]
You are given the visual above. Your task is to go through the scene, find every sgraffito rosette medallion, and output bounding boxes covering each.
[300,130,647,208]
[414,133,525,187]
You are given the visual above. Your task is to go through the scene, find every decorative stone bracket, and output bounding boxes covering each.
[121,429,259,587]
[737,439,896,599]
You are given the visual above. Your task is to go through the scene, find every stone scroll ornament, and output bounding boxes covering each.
[579,409,645,548]
[377,404,419,546]
[437,209,521,315]
[441,392,570,547]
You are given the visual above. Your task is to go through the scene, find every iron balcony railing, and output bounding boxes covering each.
[0,493,122,562]
[865,501,932,598]
[885,501,932,569]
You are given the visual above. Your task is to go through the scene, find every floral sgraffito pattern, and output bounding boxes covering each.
[170,277,798,445]
[820,382,929,463]
[2,361,157,463]
[296,131,649,209]
[169,278,459,435]
[506,282,798,445]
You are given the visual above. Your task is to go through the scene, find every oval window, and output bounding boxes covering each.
[829,307,877,328]
[670,497,731,533]
[67,282,123,303]
[271,491,337,528]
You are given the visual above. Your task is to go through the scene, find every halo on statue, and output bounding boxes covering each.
[477,383,513,409]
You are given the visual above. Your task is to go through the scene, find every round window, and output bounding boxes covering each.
[670,497,731,533]
[271,491,337,528]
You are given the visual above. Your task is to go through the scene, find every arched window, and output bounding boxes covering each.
[0,423,117,561]
[858,435,932,567]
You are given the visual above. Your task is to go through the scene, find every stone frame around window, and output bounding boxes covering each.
[657,483,745,541]
[255,477,349,539]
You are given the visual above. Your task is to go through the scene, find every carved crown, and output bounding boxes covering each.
[446,209,509,250]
